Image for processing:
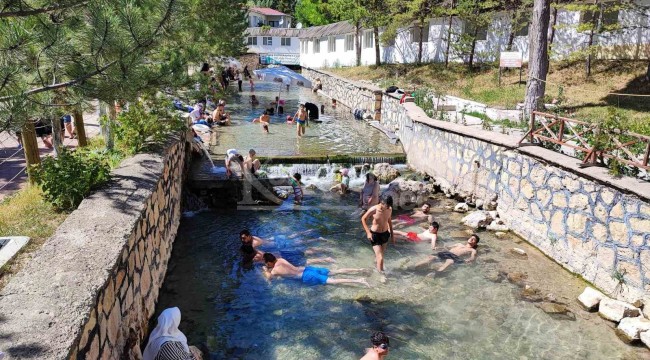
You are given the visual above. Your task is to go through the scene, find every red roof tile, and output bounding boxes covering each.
[249,7,287,16]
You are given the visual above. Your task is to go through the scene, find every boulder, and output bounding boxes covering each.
[641,330,650,349]
[316,167,328,178]
[486,220,510,231]
[598,298,641,322]
[510,248,527,257]
[494,232,507,239]
[577,287,606,311]
[536,302,576,321]
[485,201,498,211]
[454,203,469,213]
[444,205,453,211]
[520,286,543,302]
[461,211,492,228]
[506,272,527,287]
[616,317,650,343]
[373,163,400,184]
[475,199,484,209]
[382,179,435,208]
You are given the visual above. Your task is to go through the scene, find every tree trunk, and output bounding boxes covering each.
[374,26,381,66]
[585,1,602,78]
[104,101,116,150]
[72,107,87,147]
[585,29,595,78]
[524,0,551,116]
[507,12,516,51]
[645,60,650,81]
[549,6,558,47]
[444,14,453,67]
[21,120,41,184]
[417,23,424,64]
[355,20,362,67]
[51,116,63,156]
[468,28,478,69]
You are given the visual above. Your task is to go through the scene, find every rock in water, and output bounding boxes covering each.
[506,272,528,287]
[510,248,527,257]
[382,179,434,208]
[578,287,606,311]
[486,220,510,231]
[373,163,400,184]
[520,286,543,302]
[536,302,575,321]
[494,231,507,239]
[616,317,650,343]
[454,203,469,213]
[598,298,641,322]
[461,211,492,229]
[316,167,328,178]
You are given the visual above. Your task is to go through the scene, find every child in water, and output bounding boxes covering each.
[290,173,303,204]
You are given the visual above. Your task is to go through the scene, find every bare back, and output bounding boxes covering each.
[270,258,304,279]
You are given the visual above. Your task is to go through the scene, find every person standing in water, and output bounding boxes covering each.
[293,104,307,137]
[361,195,394,273]
[360,173,380,211]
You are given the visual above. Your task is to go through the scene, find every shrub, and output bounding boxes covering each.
[112,98,187,155]
[31,148,111,211]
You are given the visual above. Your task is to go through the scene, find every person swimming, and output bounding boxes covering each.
[262,253,368,287]
[412,234,479,272]
[393,221,439,249]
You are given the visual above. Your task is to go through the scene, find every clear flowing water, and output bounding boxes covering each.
[156,172,645,360]
[208,82,402,156]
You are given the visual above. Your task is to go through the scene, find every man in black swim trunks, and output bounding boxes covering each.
[413,234,479,272]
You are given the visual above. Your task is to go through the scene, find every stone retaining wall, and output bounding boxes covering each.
[0,135,190,359]
[303,68,650,302]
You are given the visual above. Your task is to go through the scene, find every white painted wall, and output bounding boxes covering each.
[299,1,650,69]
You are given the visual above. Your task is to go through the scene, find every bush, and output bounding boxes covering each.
[111,98,187,155]
[31,148,111,211]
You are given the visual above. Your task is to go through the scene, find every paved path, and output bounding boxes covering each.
[0,110,101,201]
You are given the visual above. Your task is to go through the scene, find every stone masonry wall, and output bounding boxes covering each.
[303,68,650,302]
[0,135,190,359]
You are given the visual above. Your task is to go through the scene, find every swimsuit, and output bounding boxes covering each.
[396,214,417,225]
[437,251,462,263]
[297,119,306,126]
[370,230,390,246]
[302,266,330,285]
[406,232,421,242]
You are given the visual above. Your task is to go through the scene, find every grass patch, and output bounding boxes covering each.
[328,60,650,134]
[0,186,68,289]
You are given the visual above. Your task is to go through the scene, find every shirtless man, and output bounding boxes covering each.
[361,196,394,273]
[360,332,390,360]
[392,203,432,227]
[212,100,231,125]
[240,229,266,248]
[259,111,270,133]
[241,245,335,267]
[393,221,439,249]
[414,234,479,272]
[293,104,307,137]
[244,149,261,175]
[262,253,368,286]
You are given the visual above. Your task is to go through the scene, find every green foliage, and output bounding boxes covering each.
[294,0,335,26]
[112,98,187,155]
[412,89,436,118]
[31,149,112,211]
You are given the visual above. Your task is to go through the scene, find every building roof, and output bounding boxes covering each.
[249,7,288,16]
[246,27,305,37]
[299,20,356,39]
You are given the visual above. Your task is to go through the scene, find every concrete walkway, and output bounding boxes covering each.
[0,110,101,201]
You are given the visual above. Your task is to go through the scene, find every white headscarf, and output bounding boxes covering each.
[142,307,190,360]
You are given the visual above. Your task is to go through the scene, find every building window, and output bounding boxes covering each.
[281,37,291,46]
[314,39,320,53]
[410,25,430,43]
[328,36,336,52]
[247,37,257,46]
[363,31,373,49]
[263,37,273,46]
[345,34,354,51]
[268,20,277,27]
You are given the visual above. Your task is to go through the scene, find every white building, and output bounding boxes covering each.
[248,7,292,28]
[299,2,650,69]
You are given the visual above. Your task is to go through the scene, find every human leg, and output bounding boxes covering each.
[306,257,336,265]
[330,268,366,275]
[326,278,369,287]
[372,245,385,272]
[437,259,455,272]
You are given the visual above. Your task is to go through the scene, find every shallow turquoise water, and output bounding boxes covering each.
[208,82,402,156]
[155,185,639,360]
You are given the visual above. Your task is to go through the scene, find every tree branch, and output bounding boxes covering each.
[0,1,89,18]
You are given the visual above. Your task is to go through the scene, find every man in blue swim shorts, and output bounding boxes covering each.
[262,253,369,287]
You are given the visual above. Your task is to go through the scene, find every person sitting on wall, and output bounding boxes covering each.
[225,148,244,177]
[312,78,323,93]
[143,307,202,360]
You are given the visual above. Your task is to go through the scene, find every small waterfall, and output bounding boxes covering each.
[196,140,216,168]
[262,163,370,191]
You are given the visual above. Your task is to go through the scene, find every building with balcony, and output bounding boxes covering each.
[245,8,303,66]
[248,7,292,28]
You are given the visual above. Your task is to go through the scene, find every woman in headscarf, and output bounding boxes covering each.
[360,173,380,210]
[143,307,198,360]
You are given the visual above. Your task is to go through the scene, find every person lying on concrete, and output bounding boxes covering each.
[241,244,335,267]
[412,234,479,272]
[392,203,432,228]
[393,221,439,249]
[360,331,390,360]
[262,253,368,287]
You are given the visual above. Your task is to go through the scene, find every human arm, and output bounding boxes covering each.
[430,234,438,250]
[262,266,273,280]
[389,210,395,244]
[252,236,265,247]
[361,206,376,241]
[465,249,477,263]
[370,182,380,204]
